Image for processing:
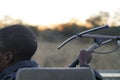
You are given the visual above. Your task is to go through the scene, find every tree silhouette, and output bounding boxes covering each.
[86,11,109,27]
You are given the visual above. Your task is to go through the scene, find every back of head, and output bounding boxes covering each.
[0,24,37,60]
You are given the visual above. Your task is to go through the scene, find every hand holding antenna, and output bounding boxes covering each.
[57,25,120,67]
[78,49,93,66]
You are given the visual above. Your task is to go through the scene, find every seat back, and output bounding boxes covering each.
[16,67,96,80]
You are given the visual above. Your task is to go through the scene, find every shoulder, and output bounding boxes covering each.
[1,72,16,80]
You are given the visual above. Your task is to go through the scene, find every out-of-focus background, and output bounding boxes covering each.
[0,0,120,70]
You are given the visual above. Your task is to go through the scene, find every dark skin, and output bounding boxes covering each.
[0,48,29,72]
[0,51,14,72]
[78,49,93,66]
[78,49,103,80]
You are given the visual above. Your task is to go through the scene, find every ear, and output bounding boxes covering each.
[4,51,14,64]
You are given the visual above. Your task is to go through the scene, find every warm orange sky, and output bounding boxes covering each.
[0,0,120,27]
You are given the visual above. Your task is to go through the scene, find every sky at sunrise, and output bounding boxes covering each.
[0,0,120,26]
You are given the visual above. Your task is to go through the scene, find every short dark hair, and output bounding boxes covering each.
[0,24,37,60]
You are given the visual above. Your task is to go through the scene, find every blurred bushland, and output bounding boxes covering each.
[27,23,120,70]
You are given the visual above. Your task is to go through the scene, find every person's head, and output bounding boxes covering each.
[0,24,37,71]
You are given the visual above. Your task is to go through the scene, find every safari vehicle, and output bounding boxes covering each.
[15,25,120,80]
